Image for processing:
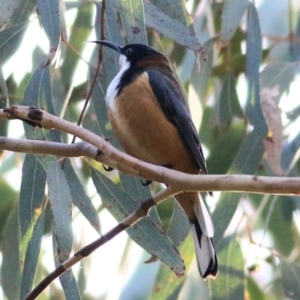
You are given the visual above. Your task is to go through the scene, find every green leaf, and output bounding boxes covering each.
[119,174,161,226]
[60,3,94,87]
[219,71,243,128]
[20,210,45,299]
[166,201,189,247]
[90,3,123,139]
[213,128,264,243]
[19,155,46,242]
[260,62,296,103]
[150,0,189,26]
[91,168,185,277]
[260,196,295,256]
[0,22,28,62]
[10,0,36,24]
[230,129,264,174]
[37,0,60,55]
[210,236,245,300]
[246,3,267,135]
[281,261,300,299]
[53,230,81,299]
[213,193,241,245]
[95,1,124,45]
[63,159,101,234]
[0,176,17,238]
[119,0,147,44]
[150,235,195,300]
[0,61,9,107]
[144,2,202,51]
[0,0,23,27]
[47,161,73,261]
[207,120,246,174]
[1,203,21,300]
[23,65,61,143]
[220,0,249,43]
[247,276,267,300]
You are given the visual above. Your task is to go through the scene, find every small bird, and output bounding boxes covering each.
[93,40,218,279]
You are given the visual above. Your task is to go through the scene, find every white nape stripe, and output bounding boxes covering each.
[106,54,130,106]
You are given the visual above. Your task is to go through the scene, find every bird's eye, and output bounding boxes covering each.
[125,47,132,56]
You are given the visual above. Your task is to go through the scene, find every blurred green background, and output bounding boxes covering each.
[0,0,300,299]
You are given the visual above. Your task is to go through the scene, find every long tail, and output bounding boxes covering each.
[190,195,218,279]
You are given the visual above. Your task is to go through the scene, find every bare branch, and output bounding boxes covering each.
[1,106,300,196]
[25,186,177,300]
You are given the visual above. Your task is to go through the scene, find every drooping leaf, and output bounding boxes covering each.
[89,2,124,139]
[119,173,161,226]
[19,155,46,242]
[281,261,300,299]
[0,0,23,27]
[210,236,245,300]
[0,61,9,107]
[63,159,101,234]
[207,120,246,175]
[20,210,45,299]
[1,203,21,300]
[247,276,267,300]
[144,2,203,52]
[220,0,249,44]
[213,128,264,243]
[91,168,185,277]
[23,64,61,144]
[0,22,28,62]
[47,161,73,262]
[10,0,36,24]
[213,193,241,246]
[166,201,189,247]
[246,3,267,135]
[119,0,147,44]
[37,0,60,58]
[53,228,81,300]
[219,71,243,128]
[150,235,195,300]
[230,129,264,174]
[260,62,296,100]
[150,0,189,26]
[260,196,295,256]
[60,3,94,87]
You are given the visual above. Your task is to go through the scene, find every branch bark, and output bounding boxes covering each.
[1,105,300,196]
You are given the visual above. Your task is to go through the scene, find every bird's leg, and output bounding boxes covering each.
[95,139,114,171]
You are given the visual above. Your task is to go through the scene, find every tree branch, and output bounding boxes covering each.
[1,105,300,195]
[24,186,178,300]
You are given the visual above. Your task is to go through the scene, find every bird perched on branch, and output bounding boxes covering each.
[93,40,218,279]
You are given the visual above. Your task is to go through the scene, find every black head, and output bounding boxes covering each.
[91,40,164,66]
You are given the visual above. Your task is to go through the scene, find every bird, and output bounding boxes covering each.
[92,40,218,279]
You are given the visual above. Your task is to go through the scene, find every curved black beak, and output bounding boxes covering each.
[90,40,122,53]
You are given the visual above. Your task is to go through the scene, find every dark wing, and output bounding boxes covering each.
[147,70,207,174]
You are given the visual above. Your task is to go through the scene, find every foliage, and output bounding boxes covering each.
[0,0,300,299]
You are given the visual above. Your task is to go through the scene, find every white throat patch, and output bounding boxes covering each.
[106,54,130,106]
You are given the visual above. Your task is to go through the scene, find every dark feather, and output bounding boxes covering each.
[147,70,207,174]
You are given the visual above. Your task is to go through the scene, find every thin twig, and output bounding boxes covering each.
[71,0,107,144]
[24,186,178,300]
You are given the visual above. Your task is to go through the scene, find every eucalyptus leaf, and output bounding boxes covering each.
[47,161,73,262]
[91,168,185,277]
[221,0,249,43]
